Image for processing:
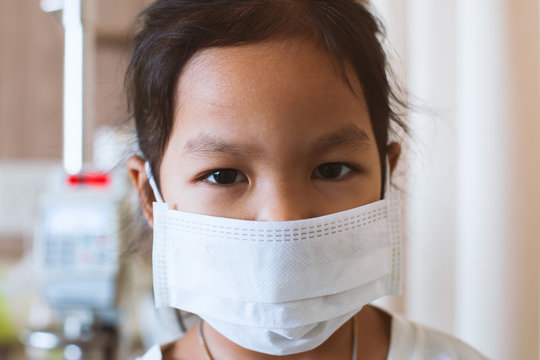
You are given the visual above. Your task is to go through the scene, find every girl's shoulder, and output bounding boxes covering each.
[385,309,490,360]
[136,344,162,360]
[136,310,490,360]
[136,326,200,360]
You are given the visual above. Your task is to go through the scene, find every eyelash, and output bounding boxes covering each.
[311,163,358,180]
[199,168,247,186]
[198,163,359,186]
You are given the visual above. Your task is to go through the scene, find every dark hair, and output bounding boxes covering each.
[126,0,407,189]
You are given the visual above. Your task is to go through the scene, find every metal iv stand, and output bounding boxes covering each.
[42,0,84,175]
[22,1,120,359]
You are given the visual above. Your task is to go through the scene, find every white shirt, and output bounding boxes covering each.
[386,311,489,359]
[137,312,489,360]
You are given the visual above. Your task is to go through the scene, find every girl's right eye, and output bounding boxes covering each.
[203,169,247,185]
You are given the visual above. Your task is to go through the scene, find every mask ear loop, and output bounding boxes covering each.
[383,156,391,198]
[145,161,164,203]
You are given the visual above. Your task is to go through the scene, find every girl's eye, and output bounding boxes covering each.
[204,169,247,185]
[312,163,354,180]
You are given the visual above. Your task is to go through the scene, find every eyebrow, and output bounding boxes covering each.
[183,124,372,157]
[184,133,256,157]
[313,124,372,153]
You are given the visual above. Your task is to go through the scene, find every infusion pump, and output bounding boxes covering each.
[26,170,129,359]
[33,170,127,312]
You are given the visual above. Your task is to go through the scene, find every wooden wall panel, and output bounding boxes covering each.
[95,39,132,130]
[0,0,150,161]
[0,0,64,160]
[97,0,153,40]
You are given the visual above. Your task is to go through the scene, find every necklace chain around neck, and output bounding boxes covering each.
[198,317,358,360]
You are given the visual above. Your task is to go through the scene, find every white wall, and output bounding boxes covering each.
[372,0,540,359]
[455,1,540,359]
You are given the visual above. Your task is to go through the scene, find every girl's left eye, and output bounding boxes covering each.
[203,169,247,185]
[312,163,355,180]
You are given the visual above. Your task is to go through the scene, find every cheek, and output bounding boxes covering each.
[318,159,382,209]
[173,187,248,217]
[315,178,381,213]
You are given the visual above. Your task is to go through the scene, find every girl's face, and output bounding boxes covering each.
[135,39,395,222]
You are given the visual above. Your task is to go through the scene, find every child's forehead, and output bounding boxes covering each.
[166,39,375,159]
[175,38,364,107]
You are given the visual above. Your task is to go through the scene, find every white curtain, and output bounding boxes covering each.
[371,1,540,359]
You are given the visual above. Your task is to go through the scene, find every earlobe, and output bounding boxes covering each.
[127,156,155,227]
[387,142,401,175]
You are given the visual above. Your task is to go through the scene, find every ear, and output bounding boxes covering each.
[387,142,401,176]
[127,156,156,228]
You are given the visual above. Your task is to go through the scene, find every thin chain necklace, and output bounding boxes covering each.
[198,316,358,360]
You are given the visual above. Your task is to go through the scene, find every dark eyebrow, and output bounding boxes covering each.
[314,124,372,152]
[183,124,372,158]
[183,133,257,157]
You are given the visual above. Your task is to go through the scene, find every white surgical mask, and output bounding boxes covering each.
[145,161,402,355]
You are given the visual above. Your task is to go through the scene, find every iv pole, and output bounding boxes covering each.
[41,0,84,175]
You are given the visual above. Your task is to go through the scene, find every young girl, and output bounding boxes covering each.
[126,0,488,359]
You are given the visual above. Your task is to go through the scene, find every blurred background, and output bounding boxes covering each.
[0,0,539,359]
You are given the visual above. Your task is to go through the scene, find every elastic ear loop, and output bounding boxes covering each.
[146,161,190,333]
[145,161,164,203]
[383,156,391,198]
